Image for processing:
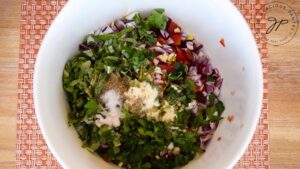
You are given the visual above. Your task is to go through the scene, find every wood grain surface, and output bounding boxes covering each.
[0,0,20,168]
[0,0,299,169]
[268,1,300,168]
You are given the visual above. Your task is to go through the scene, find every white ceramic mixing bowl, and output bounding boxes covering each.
[33,0,263,168]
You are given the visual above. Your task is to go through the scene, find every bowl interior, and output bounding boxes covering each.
[34,0,263,168]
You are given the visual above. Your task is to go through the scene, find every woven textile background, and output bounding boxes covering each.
[16,0,269,168]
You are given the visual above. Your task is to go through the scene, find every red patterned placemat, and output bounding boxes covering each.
[16,0,269,168]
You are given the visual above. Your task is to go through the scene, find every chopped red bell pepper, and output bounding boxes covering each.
[157,36,167,45]
[185,48,194,61]
[158,64,175,73]
[170,33,182,46]
[167,20,181,34]
[176,47,190,65]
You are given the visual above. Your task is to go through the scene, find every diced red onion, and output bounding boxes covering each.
[193,52,199,61]
[101,26,107,32]
[206,81,215,86]
[206,85,214,94]
[155,74,162,80]
[202,65,213,75]
[114,19,126,30]
[194,41,204,54]
[213,68,220,75]
[214,77,223,88]
[167,37,174,44]
[101,26,114,34]
[154,79,164,85]
[201,57,209,65]
[148,46,166,54]
[125,21,136,28]
[210,122,217,130]
[160,150,167,157]
[199,124,217,142]
[153,58,160,65]
[94,29,101,35]
[181,33,186,41]
[200,134,213,149]
[162,45,173,53]
[214,88,221,96]
[125,12,138,20]
[198,51,205,57]
[186,41,194,50]
[197,102,207,109]
[188,66,203,87]
[189,66,197,74]
[100,144,109,149]
[79,43,88,51]
[160,30,169,39]
[194,54,209,65]
[195,80,202,87]
[190,74,201,81]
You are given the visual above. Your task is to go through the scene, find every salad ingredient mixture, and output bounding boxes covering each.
[63,9,224,169]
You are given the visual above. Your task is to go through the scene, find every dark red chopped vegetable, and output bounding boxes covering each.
[175,47,189,65]
[157,36,168,45]
[185,48,194,61]
[167,20,181,33]
[169,33,182,46]
[158,64,175,73]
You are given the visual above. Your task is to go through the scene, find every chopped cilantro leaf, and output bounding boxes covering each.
[147,8,167,29]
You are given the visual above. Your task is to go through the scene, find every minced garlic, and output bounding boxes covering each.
[124,81,159,112]
[161,101,176,122]
[123,81,177,122]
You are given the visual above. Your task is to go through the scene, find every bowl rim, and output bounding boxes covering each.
[33,0,263,168]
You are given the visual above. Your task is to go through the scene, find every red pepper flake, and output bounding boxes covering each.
[219,38,225,47]
[217,137,222,142]
[227,115,234,123]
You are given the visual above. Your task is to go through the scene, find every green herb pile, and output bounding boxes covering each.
[63,9,224,169]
